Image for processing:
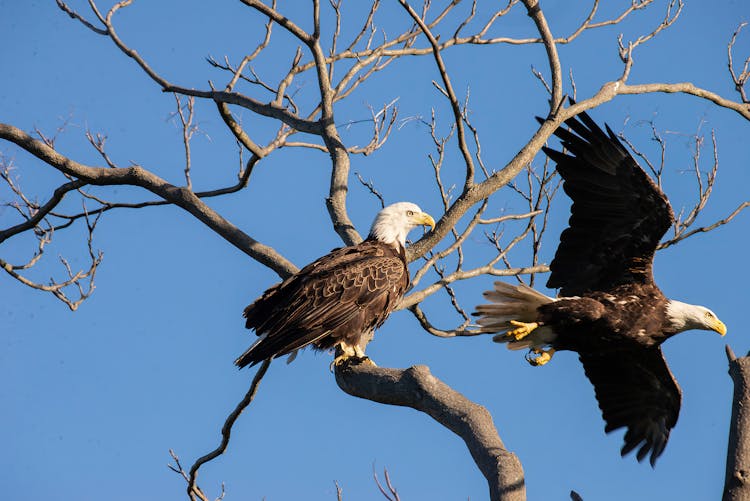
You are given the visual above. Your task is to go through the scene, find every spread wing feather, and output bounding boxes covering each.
[540,106,674,296]
[579,348,681,466]
[236,240,407,367]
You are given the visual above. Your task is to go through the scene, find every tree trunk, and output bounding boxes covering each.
[724,346,750,501]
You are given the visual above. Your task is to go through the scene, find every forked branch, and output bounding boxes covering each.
[728,23,750,104]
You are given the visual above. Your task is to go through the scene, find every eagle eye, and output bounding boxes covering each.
[406,210,414,216]
[705,311,714,319]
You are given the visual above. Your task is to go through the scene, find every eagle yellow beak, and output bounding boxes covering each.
[415,212,435,231]
[712,318,728,336]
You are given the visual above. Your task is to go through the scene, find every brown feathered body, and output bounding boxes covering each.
[475,107,725,466]
[535,283,681,466]
[236,239,408,368]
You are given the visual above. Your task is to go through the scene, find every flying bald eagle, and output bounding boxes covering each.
[236,202,435,368]
[474,109,727,466]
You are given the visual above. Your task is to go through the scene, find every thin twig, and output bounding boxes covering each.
[187,360,271,501]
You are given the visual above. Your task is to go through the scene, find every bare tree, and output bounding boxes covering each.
[2,1,749,500]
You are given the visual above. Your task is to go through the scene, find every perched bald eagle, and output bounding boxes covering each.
[475,109,727,466]
[236,202,435,368]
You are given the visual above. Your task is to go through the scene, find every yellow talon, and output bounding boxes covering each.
[331,354,347,371]
[357,356,377,368]
[526,347,556,367]
[507,320,539,341]
[330,354,377,372]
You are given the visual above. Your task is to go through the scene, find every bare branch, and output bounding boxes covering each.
[354,172,385,208]
[522,0,563,113]
[244,0,653,67]
[616,0,684,82]
[227,7,274,91]
[79,1,322,134]
[237,2,362,245]
[335,480,343,501]
[410,198,484,289]
[344,100,399,156]
[85,130,119,168]
[0,207,103,311]
[401,265,549,311]
[478,210,543,225]
[0,178,87,244]
[728,22,750,104]
[335,363,526,501]
[658,201,750,250]
[407,113,563,263]
[328,0,342,85]
[346,0,379,51]
[397,0,477,187]
[188,360,271,501]
[215,102,266,158]
[615,120,747,251]
[56,0,108,35]
[168,450,211,501]
[407,304,485,338]
[430,260,472,326]
[531,65,552,95]
[617,121,665,184]
[373,466,401,501]
[0,122,298,278]
[172,94,197,190]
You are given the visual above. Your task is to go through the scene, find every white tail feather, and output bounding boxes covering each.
[475,282,557,350]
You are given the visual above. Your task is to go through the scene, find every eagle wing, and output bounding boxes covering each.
[541,109,674,296]
[579,347,682,466]
[236,240,407,367]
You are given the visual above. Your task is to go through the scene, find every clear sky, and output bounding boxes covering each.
[2,1,749,500]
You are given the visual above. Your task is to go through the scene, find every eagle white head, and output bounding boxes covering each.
[665,300,727,336]
[368,202,435,247]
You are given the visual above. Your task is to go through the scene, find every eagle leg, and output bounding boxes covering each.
[330,344,377,371]
[507,320,539,341]
[525,347,556,366]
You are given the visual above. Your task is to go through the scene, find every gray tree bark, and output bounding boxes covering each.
[724,346,750,501]
[335,363,526,501]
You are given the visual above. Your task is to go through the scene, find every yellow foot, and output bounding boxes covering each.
[330,354,345,372]
[352,356,377,367]
[526,347,556,367]
[507,320,539,341]
[330,354,377,372]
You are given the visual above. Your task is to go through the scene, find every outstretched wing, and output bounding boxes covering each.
[236,240,407,367]
[579,347,681,466]
[541,109,674,296]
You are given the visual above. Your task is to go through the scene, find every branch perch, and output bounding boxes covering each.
[335,363,525,501]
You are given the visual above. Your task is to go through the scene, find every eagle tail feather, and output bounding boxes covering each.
[235,332,320,368]
[474,282,556,350]
[234,332,269,368]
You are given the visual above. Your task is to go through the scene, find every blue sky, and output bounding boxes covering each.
[2,1,749,500]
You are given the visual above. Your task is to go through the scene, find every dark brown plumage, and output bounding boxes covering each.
[543,109,672,297]
[475,105,726,466]
[236,240,408,367]
[236,202,434,368]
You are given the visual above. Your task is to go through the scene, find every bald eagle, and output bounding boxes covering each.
[474,110,727,466]
[236,202,435,368]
